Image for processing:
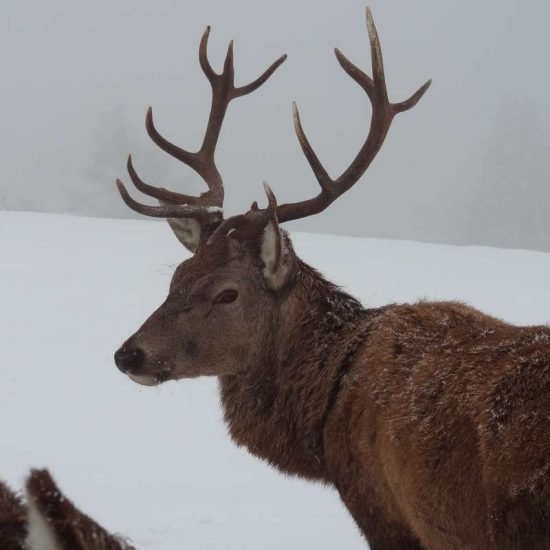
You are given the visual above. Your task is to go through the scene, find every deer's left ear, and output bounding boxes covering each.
[260,217,294,290]
[166,217,202,253]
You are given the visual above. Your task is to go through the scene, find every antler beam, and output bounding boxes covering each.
[116,27,286,223]
[274,7,431,223]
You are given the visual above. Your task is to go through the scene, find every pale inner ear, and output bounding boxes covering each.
[261,220,292,290]
[167,218,202,253]
[26,494,60,550]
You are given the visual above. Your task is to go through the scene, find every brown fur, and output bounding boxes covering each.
[0,470,134,549]
[220,261,550,549]
[325,300,550,549]
[25,469,134,550]
[0,479,26,550]
[119,240,550,549]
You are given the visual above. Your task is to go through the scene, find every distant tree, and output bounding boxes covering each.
[464,97,550,252]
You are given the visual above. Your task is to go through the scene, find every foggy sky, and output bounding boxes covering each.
[2,0,550,252]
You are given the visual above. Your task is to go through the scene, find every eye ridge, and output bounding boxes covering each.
[215,289,239,304]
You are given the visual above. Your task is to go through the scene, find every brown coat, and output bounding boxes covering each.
[112,7,547,548]
[0,470,134,550]
[219,262,550,549]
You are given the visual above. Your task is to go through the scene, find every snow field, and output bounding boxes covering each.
[2,211,550,548]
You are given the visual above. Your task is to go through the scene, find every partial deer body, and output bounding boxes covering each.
[0,479,26,550]
[0,470,134,549]
[114,8,549,549]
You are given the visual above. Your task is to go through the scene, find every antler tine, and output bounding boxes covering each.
[365,6,388,102]
[199,26,217,84]
[292,102,331,194]
[116,26,287,222]
[126,155,202,206]
[145,107,202,175]
[207,182,278,246]
[234,54,288,97]
[393,79,432,114]
[262,181,278,212]
[116,179,221,222]
[275,7,431,224]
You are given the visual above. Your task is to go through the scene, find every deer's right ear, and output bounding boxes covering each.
[260,218,294,290]
[166,218,202,253]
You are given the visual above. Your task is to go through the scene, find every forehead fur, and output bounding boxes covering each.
[170,236,264,289]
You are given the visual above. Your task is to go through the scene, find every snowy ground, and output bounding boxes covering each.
[2,211,550,549]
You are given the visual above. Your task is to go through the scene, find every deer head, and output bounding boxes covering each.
[114,8,430,386]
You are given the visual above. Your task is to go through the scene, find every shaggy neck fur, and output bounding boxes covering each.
[219,258,380,481]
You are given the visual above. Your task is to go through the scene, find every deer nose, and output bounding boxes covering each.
[114,347,145,373]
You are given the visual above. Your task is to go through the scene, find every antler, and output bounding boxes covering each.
[208,182,279,246]
[274,7,431,223]
[116,27,287,222]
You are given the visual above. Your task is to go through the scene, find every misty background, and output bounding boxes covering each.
[2,0,550,252]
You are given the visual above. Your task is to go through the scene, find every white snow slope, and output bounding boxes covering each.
[2,211,550,549]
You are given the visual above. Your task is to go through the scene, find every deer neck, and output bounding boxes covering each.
[219,259,372,482]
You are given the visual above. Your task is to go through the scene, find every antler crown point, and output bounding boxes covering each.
[366,7,376,32]
[262,181,278,209]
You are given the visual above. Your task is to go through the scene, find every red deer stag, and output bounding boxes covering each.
[114,8,550,550]
[0,470,134,549]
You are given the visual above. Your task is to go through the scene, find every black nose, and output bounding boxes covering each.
[114,347,145,374]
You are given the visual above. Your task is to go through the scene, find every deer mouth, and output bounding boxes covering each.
[127,368,173,387]
[127,373,161,386]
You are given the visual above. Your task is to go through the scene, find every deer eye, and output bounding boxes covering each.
[214,289,239,304]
